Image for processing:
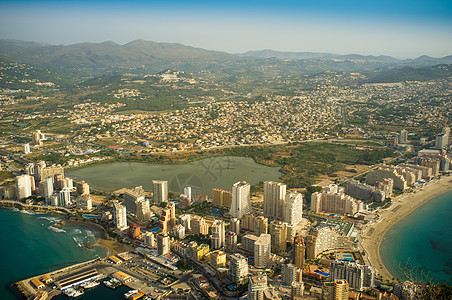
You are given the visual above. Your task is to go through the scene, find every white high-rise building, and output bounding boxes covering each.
[229,181,251,218]
[76,194,92,210]
[230,218,240,235]
[435,133,448,149]
[179,214,191,232]
[184,186,192,201]
[113,201,128,230]
[248,272,267,300]
[43,177,54,204]
[153,180,168,203]
[23,144,31,154]
[254,234,271,268]
[58,187,72,207]
[157,233,170,255]
[330,261,375,291]
[15,175,33,200]
[144,232,156,247]
[211,220,225,249]
[263,181,286,220]
[229,253,249,285]
[284,192,303,225]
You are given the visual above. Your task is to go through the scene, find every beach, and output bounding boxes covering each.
[361,174,452,281]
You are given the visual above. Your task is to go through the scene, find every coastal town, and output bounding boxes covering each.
[0,125,450,300]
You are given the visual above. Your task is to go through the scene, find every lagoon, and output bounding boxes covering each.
[66,156,281,195]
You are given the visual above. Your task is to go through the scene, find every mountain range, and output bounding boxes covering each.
[0,39,451,79]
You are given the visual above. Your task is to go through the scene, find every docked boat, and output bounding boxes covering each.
[125,290,145,300]
[81,280,100,289]
[65,287,84,298]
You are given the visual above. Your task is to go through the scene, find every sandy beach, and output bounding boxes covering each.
[361,174,452,282]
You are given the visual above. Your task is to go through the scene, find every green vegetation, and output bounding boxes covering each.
[175,258,192,271]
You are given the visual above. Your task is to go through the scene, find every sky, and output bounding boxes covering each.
[0,0,451,58]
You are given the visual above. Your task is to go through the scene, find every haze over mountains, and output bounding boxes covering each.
[0,39,451,80]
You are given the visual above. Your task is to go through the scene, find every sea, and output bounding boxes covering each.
[0,207,110,299]
[380,189,452,285]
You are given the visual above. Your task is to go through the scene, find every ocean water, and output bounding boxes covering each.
[0,207,108,299]
[380,189,452,284]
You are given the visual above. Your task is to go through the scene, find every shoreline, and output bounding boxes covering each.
[361,174,452,281]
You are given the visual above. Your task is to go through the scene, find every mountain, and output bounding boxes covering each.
[0,39,232,76]
[238,49,336,60]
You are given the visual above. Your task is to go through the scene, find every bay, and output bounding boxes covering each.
[379,189,452,284]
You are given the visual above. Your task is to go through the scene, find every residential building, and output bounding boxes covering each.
[211,220,225,249]
[399,129,408,144]
[136,199,151,222]
[284,192,303,225]
[171,224,186,239]
[191,243,209,261]
[129,223,140,239]
[58,187,72,207]
[306,227,353,259]
[15,175,33,200]
[76,181,90,195]
[157,233,170,255]
[329,261,375,291]
[254,234,271,268]
[210,250,227,268]
[153,180,168,203]
[123,186,145,215]
[179,194,191,208]
[282,263,298,286]
[229,253,249,285]
[225,231,238,253]
[184,186,192,201]
[230,218,240,235]
[191,215,209,235]
[255,216,269,235]
[293,236,306,269]
[270,220,287,252]
[42,177,54,204]
[212,188,232,208]
[229,181,252,218]
[263,181,286,220]
[435,133,447,149]
[242,234,259,253]
[76,194,92,211]
[311,185,363,215]
[179,214,191,232]
[24,143,31,154]
[248,272,267,300]
[113,201,128,230]
[144,232,156,247]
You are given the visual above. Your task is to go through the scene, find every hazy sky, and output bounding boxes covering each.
[0,0,451,58]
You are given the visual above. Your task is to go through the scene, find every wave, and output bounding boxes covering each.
[72,237,83,248]
[71,229,82,234]
[47,226,66,233]
[20,210,36,215]
[37,216,62,223]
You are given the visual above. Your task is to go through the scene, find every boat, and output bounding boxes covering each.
[104,278,122,289]
[81,281,100,289]
[64,287,84,298]
[124,290,139,298]
[125,290,145,300]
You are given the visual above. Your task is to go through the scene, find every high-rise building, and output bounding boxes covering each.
[329,261,375,291]
[284,192,303,225]
[435,133,448,149]
[225,231,238,253]
[32,130,44,146]
[136,199,151,222]
[113,201,128,230]
[263,181,286,220]
[123,186,145,215]
[23,143,31,154]
[325,280,349,300]
[254,234,271,268]
[230,218,240,235]
[157,233,170,255]
[211,220,225,249]
[58,187,72,207]
[144,232,156,247]
[191,215,209,235]
[399,129,408,144]
[159,202,176,234]
[179,194,191,208]
[179,214,191,232]
[442,126,450,145]
[153,180,168,203]
[15,175,33,200]
[229,253,249,285]
[293,236,306,269]
[42,177,54,204]
[229,181,252,218]
[76,194,92,210]
[255,216,268,235]
[212,188,232,208]
[248,272,267,300]
[129,223,141,239]
[76,181,90,195]
[183,186,192,201]
[270,220,287,252]
[282,263,298,286]
[291,282,304,298]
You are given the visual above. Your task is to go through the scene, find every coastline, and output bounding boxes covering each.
[361,174,452,281]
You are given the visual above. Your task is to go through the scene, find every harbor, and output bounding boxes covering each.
[14,251,180,300]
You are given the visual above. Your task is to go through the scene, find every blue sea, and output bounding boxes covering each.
[0,207,108,299]
[380,189,452,284]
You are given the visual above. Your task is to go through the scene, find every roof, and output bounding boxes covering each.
[112,271,132,281]
[31,278,44,289]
